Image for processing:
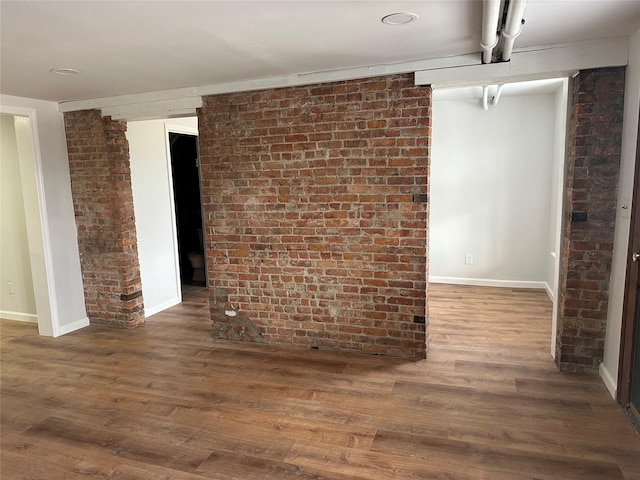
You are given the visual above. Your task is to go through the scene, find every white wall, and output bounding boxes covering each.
[549,81,569,357]
[547,83,569,299]
[127,117,198,317]
[601,28,640,398]
[1,114,37,322]
[0,95,88,336]
[430,91,557,290]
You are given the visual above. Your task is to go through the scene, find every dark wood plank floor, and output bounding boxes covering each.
[2,284,639,479]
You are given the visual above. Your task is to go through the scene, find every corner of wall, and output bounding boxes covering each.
[599,362,618,399]
[55,316,90,337]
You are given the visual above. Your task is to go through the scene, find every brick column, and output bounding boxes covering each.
[64,110,144,328]
[556,67,625,372]
[198,74,430,359]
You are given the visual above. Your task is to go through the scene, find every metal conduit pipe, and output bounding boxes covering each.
[491,84,505,106]
[480,0,502,63]
[501,0,527,61]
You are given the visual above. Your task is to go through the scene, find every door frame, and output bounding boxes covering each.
[164,124,204,288]
[0,106,58,336]
[618,109,640,407]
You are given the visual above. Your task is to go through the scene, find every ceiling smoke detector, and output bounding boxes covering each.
[381,12,418,25]
[50,67,80,75]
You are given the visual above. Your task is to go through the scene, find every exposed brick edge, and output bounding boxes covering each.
[556,67,625,373]
[64,110,145,329]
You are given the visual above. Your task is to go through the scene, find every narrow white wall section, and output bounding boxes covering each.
[430,91,556,288]
[601,28,640,398]
[127,117,197,317]
[0,114,37,322]
[0,95,88,336]
[549,80,569,358]
[547,82,568,300]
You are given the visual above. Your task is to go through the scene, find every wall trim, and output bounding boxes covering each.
[0,311,38,323]
[599,362,618,399]
[145,296,181,318]
[544,282,554,302]
[429,276,548,290]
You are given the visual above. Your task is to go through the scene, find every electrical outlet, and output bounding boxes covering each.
[465,253,473,265]
[7,282,14,294]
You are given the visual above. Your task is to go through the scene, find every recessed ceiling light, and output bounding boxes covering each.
[50,67,80,75]
[381,12,418,25]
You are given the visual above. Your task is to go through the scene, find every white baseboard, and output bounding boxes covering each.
[544,282,554,301]
[0,310,37,323]
[599,362,617,399]
[55,317,90,337]
[145,296,181,318]
[428,276,547,290]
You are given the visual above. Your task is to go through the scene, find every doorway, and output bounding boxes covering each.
[618,110,640,425]
[1,114,38,324]
[428,79,567,359]
[168,132,206,290]
[0,111,61,336]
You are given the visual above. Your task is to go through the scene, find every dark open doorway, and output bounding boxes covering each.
[169,132,206,288]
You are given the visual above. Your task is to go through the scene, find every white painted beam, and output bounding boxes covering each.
[196,54,481,97]
[59,87,199,113]
[57,37,631,119]
[415,37,629,88]
[58,54,479,115]
[100,97,202,121]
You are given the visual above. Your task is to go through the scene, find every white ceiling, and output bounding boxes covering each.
[1,0,640,103]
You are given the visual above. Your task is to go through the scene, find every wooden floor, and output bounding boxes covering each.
[2,284,640,479]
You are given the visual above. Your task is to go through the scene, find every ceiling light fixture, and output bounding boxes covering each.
[50,67,80,75]
[381,12,418,25]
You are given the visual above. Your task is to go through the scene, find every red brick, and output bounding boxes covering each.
[198,74,430,359]
[64,110,144,329]
[556,67,625,373]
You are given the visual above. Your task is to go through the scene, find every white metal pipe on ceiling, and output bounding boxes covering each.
[501,0,527,61]
[491,84,505,106]
[481,0,502,64]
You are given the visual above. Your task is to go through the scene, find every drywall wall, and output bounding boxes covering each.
[0,114,37,321]
[601,28,640,397]
[0,95,88,336]
[127,117,198,317]
[430,91,556,288]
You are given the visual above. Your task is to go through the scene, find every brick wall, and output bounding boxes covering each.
[198,74,430,359]
[556,67,625,372]
[64,110,144,328]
